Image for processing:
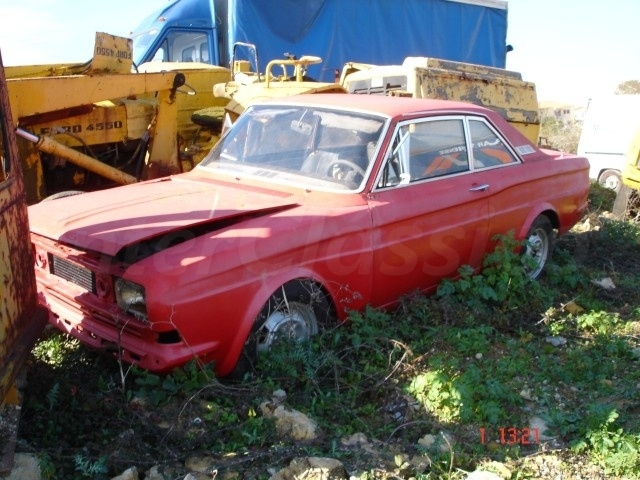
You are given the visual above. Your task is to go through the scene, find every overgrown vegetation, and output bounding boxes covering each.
[539,116,581,154]
[17,182,640,479]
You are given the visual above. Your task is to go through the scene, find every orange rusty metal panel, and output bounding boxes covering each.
[341,57,540,144]
[21,100,155,148]
[0,49,48,409]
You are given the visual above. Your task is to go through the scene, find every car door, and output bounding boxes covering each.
[466,117,527,240]
[0,50,47,407]
[367,116,491,307]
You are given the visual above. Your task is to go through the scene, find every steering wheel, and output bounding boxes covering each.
[325,159,366,184]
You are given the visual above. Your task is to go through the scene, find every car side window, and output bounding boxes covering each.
[469,119,519,169]
[378,118,468,188]
[378,129,408,188]
[415,119,468,180]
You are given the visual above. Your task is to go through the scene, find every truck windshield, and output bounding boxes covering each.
[132,29,160,65]
[199,105,385,191]
[133,29,212,65]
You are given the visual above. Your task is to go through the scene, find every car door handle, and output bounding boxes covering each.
[469,183,490,192]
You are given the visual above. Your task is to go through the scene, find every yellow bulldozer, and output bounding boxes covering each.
[213,51,540,145]
[615,127,640,219]
[5,32,231,204]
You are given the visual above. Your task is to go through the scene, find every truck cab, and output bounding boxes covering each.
[131,0,226,67]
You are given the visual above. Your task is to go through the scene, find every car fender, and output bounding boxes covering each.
[217,266,337,375]
[517,203,558,240]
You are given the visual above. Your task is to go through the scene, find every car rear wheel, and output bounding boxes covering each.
[523,215,554,279]
[230,280,333,379]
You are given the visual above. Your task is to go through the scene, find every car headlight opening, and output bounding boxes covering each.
[115,278,148,320]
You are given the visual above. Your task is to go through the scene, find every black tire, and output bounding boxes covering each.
[598,169,622,192]
[288,75,316,82]
[523,215,554,279]
[41,190,85,202]
[229,280,333,379]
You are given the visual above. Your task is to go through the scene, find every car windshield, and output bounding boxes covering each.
[198,104,386,191]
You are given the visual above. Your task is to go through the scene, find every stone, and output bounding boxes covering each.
[272,390,287,404]
[4,453,41,480]
[519,387,533,401]
[259,402,318,441]
[418,432,454,453]
[111,466,138,480]
[341,432,368,446]
[465,471,503,480]
[185,455,216,473]
[269,457,347,480]
[529,416,554,440]
[545,336,567,347]
[273,405,318,440]
[591,277,615,290]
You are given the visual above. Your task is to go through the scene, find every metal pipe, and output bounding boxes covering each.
[15,128,37,143]
[16,128,137,185]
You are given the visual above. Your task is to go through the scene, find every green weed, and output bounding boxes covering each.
[436,231,551,327]
[598,217,640,247]
[572,408,640,478]
[576,310,620,335]
[131,360,216,405]
[74,455,108,478]
[588,181,616,212]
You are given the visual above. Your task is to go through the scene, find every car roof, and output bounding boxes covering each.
[265,93,493,118]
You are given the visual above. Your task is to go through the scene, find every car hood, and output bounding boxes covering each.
[28,176,298,256]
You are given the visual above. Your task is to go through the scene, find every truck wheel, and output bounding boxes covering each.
[41,190,85,202]
[230,280,333,379]
[523,215,554,279]
[598,169,621,192]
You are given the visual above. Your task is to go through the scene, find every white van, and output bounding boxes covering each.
[577,95,640,192]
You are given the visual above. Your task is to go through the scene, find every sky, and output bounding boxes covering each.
[0,0,638,107]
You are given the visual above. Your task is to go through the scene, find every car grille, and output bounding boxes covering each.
[50,255,96,294]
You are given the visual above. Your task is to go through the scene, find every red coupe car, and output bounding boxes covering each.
[29,94,590,376]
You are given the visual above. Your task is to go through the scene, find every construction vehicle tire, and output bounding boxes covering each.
[41,190,85,202]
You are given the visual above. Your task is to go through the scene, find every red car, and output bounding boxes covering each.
[29,94,590,376]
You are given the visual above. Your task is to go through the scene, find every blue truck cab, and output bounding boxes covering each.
[132,0,226,67]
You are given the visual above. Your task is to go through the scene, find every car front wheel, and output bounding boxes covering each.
[230,280,332,379]
[523,215,554,279]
